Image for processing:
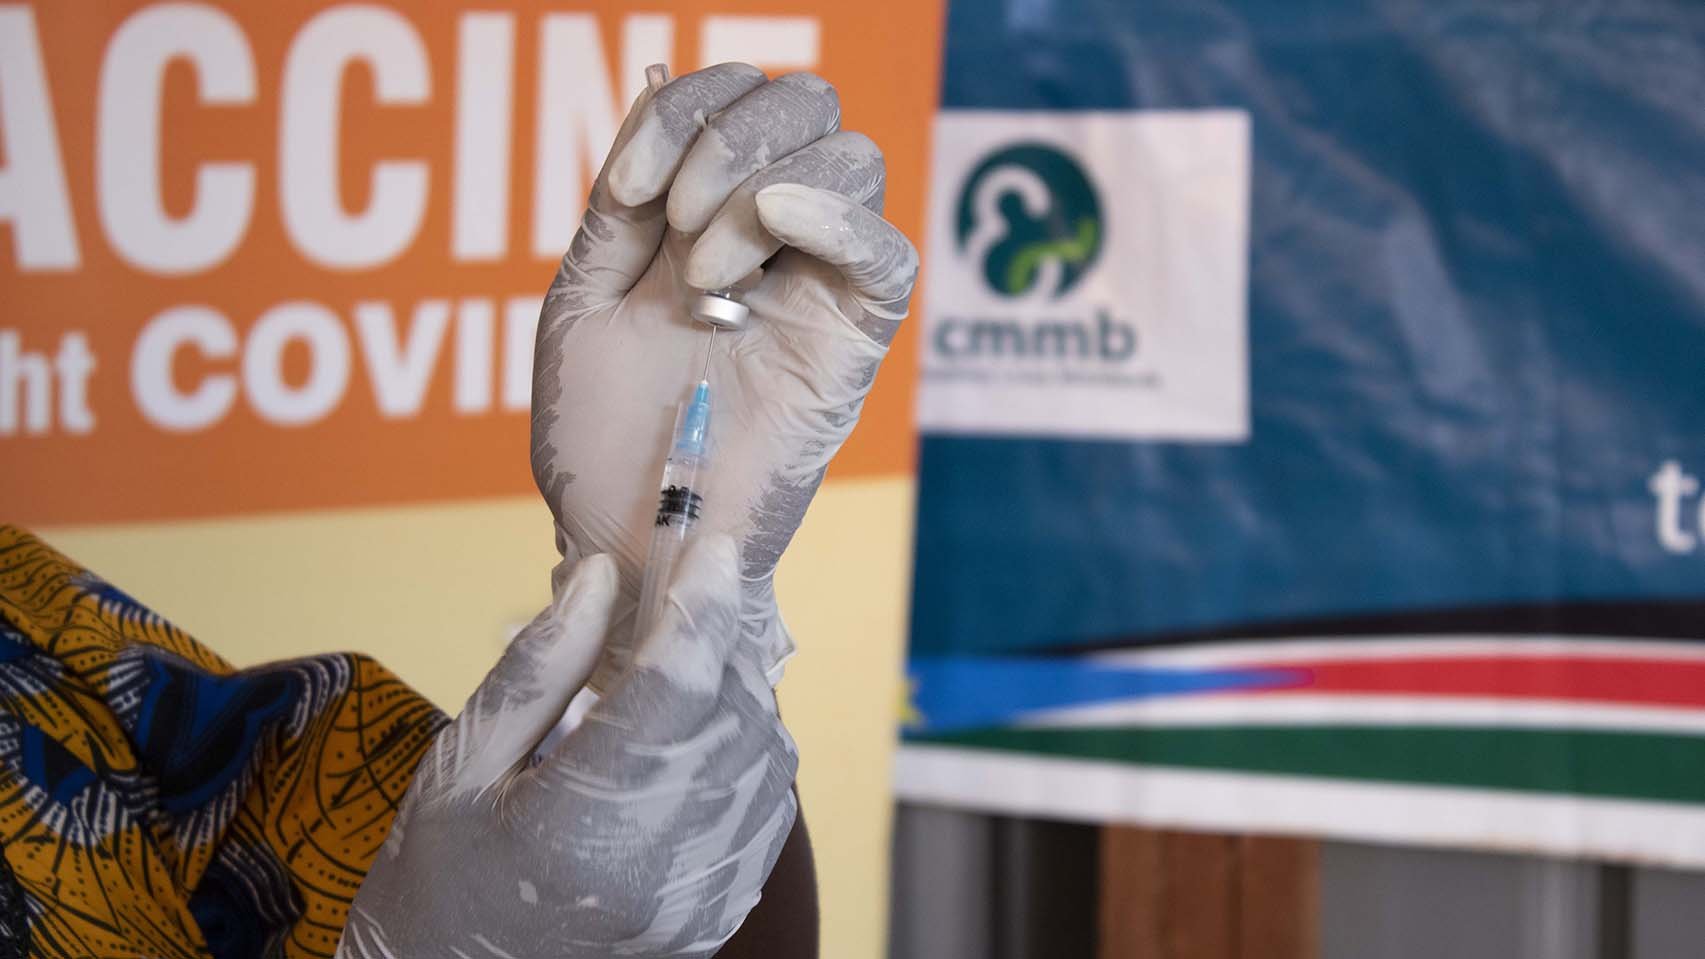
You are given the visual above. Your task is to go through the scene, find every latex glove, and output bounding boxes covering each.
[337,535,798,959]
[531,63,919,690]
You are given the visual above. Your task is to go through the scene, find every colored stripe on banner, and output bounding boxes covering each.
[906,637,1705,736]
[908,725,1705,806]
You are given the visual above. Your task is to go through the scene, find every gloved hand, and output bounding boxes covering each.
[336,535,798,959]
[531,63,919,690]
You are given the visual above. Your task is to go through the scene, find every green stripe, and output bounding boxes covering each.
[911,726,1705,805]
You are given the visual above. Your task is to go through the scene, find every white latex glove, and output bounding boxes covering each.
[336,534,798,959]
[531,63,919,690]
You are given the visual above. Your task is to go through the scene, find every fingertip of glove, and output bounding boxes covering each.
[754,183,872,269]
[606,133,663,207]
[687,182,797,292]
[753,182,829,234]
[683,223,760,292]
[682,251,726,293]
[682,533,740,584]
[667,534,741,617]
[560,553,620,606]
[605,167,644,209]
[665,132,731,234]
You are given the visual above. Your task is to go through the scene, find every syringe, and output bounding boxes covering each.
[622,63,754,667]
[632,339,716,644]
[531,65,749,762]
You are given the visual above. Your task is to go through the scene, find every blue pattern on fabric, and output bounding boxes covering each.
[17,726,98,806]
[190,855,301,959]
[131,653,301,815]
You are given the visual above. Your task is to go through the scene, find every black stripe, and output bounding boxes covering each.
[1039,599,1705,656]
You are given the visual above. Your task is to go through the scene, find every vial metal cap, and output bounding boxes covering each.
[691,290,750,330]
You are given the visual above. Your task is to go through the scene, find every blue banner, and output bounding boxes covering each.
[900,0,1705,865]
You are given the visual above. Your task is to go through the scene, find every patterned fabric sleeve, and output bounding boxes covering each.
[0,526,448,959]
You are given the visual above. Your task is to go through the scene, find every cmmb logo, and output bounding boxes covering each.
[955,143,1103,300]
[919,110,1251,442]
[941,141,1133,362]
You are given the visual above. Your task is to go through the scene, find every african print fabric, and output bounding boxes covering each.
[0,526,448,958]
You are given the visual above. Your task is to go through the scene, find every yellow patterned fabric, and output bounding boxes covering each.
[0,526,447,958]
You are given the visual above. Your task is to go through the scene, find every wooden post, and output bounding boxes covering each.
[1098,828,1319,959]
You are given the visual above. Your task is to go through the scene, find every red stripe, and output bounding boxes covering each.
[1244,656,1705,709]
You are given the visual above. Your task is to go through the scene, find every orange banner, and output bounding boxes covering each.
[2,0,940,525]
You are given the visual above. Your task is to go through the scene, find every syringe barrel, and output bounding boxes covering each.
[632,446,704,645]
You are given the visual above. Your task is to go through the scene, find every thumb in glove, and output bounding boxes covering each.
[338,534,798,959]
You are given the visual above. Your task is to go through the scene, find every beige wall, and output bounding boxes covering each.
[40,474,913,958]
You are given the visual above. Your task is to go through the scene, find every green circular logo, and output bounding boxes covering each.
[954,142,1103,299]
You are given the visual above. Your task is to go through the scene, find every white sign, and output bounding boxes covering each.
[917,110,1252,442]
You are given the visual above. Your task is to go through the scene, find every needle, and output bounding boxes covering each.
[700,325,717,382]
